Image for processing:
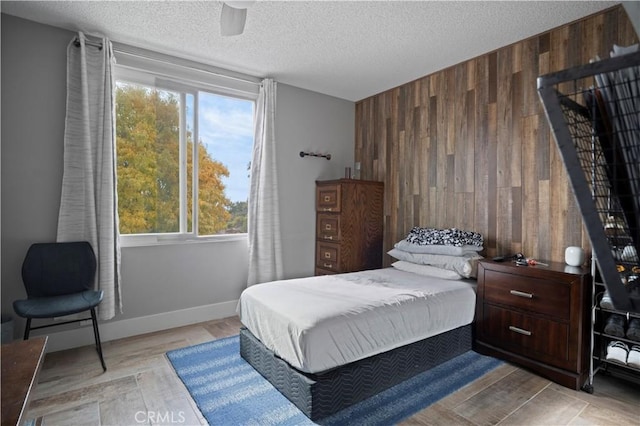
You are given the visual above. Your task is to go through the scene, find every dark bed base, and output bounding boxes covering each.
[239,324,472,421]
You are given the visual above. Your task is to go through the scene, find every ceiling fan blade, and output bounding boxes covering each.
[220,3,248,36]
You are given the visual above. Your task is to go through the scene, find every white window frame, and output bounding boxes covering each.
[113,49,259,247]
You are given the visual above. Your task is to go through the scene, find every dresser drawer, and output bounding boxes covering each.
[316,242,340,271]
[317,213,341,242]
[483,269,571,320]
[482,305,571,369]
[317,184,341,212]
[315,267,339,276]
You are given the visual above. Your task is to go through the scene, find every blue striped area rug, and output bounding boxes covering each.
[166,335,502,425]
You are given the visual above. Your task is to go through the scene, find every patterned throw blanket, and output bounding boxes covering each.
[406,227,484,247]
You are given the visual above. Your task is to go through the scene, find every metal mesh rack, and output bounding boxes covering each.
[537,51,640,314]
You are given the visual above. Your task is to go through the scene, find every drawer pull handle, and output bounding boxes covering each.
[322,208,333,212]
[509,326,532,336]
[323,263,333,268]
[323,236,333,240]
[510,290,533,299]
[325,224,332,230]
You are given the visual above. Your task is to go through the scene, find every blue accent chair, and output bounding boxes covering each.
[13,242,107,371]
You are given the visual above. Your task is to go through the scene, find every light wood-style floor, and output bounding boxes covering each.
[25,316,640,425]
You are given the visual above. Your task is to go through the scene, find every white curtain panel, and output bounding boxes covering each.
[57,32,122,320]
[247,78,284,286]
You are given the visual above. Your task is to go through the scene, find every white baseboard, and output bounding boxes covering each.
[38,299,239,352]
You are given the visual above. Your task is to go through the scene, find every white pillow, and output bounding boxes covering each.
[387,248,483,278]
[611,43,638,57]
[392,261,462,280]
[394,240,483,255]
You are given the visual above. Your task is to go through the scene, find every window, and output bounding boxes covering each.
[114,63,255,242]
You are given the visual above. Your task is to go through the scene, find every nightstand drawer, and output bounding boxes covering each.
[317,185,341,212]
[482,305,571,368]
[483,269,571,320]
[316,242,340,271]
[317,213,341,242]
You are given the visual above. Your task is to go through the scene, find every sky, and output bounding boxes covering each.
[196,92,254,203]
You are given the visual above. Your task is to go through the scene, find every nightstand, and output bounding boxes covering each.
[474,259,591,390]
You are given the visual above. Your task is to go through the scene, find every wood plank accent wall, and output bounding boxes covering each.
[355,5,638,265]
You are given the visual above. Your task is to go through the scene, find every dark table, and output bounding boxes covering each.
[1,336,48,426]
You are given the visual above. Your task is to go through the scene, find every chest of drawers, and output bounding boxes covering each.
[474,260,591,390]
[315,179,384,275]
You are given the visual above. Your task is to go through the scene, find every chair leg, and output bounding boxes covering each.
[90,308,107,372]
[23,318,32,340]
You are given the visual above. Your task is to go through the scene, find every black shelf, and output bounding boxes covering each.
[595,306,640,320]
[592,357,640,383]
[593,356,640,373]
[537,48,640,391]
[538,51,640,314]
[593,330,640,347]
[591,297,640,387]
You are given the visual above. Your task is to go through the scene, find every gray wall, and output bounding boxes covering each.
[276,83,355,278]
[622,2,640,37]
[1,14,354,342]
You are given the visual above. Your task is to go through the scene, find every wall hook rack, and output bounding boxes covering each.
[300,151,331,160]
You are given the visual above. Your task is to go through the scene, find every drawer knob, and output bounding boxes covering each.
[509,326,532,336]
[324,196,331,202]
[510,290,533,299]
[324,252,331,259]
[325,224,332,230]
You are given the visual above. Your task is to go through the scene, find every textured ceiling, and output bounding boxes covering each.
[1,1,619,101]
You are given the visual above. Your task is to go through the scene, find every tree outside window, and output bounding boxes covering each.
[115,81,253,237]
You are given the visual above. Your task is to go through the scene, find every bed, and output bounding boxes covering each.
[237,267,477,420]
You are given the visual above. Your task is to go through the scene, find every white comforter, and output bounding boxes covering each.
[237,268,476,374]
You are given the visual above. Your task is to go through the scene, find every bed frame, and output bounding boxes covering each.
[240,324,472,421]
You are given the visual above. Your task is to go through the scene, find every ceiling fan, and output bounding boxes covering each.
[220,1,256,36]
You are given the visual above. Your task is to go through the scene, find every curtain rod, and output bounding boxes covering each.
[73,37,103,50]
[71,36,261,87]
[112,42,262,87]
